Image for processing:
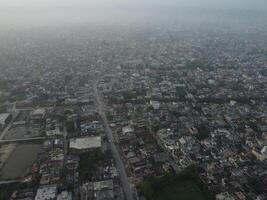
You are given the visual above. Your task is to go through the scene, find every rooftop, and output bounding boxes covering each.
[32,108,46,116]
[0,113,11,125]
[35,185,57,200]
[69,136,101,150]
[93,180,114,191]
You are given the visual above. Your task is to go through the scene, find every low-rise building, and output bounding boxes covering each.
[35,185,57,200]
[69,136,101,153]
[0,113,12,129]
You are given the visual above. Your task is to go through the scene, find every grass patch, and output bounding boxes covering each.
[138,167,215,200]
[0,105,8,113]
[154,180,208,200]
[0,96,8,104]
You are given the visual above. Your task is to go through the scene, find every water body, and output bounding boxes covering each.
[0,144,41,180]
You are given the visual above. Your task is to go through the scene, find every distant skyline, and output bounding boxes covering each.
[0,0,266,30]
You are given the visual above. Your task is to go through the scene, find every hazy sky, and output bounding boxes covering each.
[0,0,266,31]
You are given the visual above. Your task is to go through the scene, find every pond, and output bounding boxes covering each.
[0,143,41,180]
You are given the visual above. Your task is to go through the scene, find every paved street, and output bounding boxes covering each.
[0,137,47,143]
[93,80,134,200]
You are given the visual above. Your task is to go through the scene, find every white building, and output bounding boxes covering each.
[69,136,101,151]
[0,113,11,128]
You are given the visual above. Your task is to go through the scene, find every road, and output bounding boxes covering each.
[63,127,68,166]
[93,80,134,200]
[0,175,33,185]
[0,111,19,140]
[0,137,47,143]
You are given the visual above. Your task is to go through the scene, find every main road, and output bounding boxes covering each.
[93,80,134,200]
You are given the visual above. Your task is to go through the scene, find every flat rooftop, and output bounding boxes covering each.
[69,136,101,150]
[35,185,57,200]
[0,113,11,125]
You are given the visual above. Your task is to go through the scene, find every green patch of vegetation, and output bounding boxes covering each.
[0,183,15,200]
[196,124,210,140]
[64,74,74,83]
[0,182,30,200]
[135,89,147,97]
[0,182,38,200]
[122,91,138,100]
[248,177,266,194]
[196,96,267,105]
[175,87,187,99]
[8,89,27,102]
[0,93,26,103]
[170,111,187,118]
[106,111,114,121]
[0,105,8,113]
[0,96,8,104]
[184,60,213,71]
[78,150,105,180]
[10,95,25,102]
[0,81,8,90]
[138,168,215,200]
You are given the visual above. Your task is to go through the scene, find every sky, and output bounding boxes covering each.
[0,0,266,31]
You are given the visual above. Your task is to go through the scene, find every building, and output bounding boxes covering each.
[0,113,12,129]
[69,136,101,153]
[122,126,134,135]
[35,185,57,200]
[31,108,46,120]
[216,192,235,200]
[150,100,160,109]
[57,191,72,200]
[80,180,114,200]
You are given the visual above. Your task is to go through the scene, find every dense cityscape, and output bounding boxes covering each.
[0,0,267,200]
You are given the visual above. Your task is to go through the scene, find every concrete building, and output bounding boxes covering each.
[57,191,72,200]
[31,108,46,120]
[0,113,12,129]
[35,185,57,200]
[69,136,101,153]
